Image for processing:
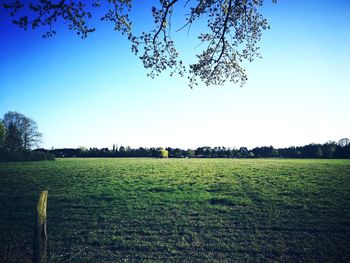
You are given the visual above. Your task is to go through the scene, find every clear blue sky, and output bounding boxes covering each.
[0,0,349,150]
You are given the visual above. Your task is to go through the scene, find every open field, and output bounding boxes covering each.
[1,158,350,262]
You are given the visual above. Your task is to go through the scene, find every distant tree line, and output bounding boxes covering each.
[0,111,54,161]
[42,139,350,159]
[2,110,349,161]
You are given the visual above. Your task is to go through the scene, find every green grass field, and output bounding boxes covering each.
[1,158,350,262]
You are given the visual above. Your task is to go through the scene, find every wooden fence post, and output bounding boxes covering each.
[33,190,48,263]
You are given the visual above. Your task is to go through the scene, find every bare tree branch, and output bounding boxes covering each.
[2,0,276,88]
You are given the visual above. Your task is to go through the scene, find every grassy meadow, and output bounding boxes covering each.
[0,158,350,262]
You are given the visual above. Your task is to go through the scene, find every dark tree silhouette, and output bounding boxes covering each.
[3,0,277,87]
[1,111,42,150]
[321,141,337,159]
[4,123,22,151]
[0,122,5,147]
